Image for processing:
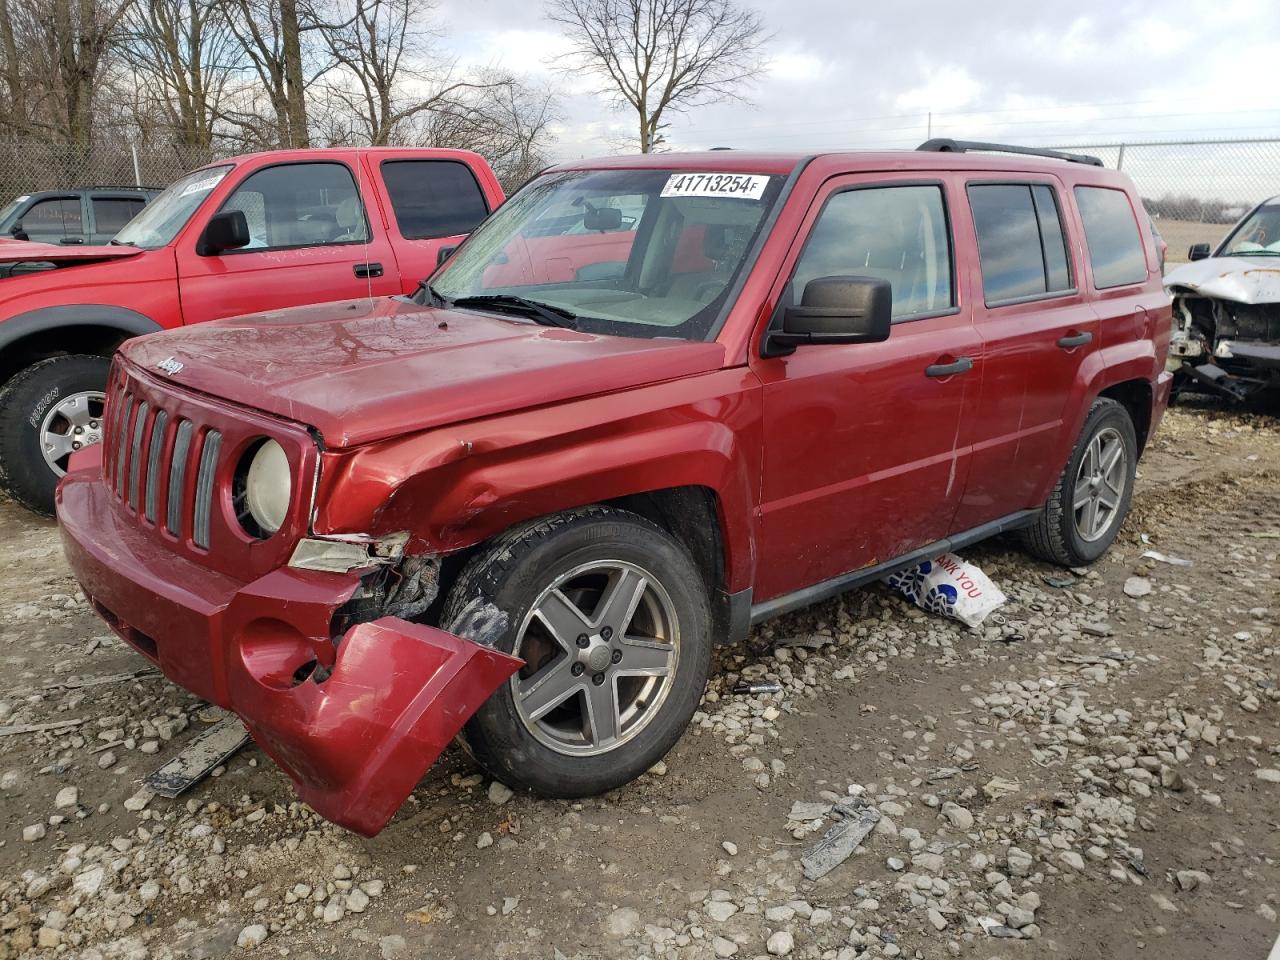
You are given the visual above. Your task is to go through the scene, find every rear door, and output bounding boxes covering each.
[751,174,982,602]
[176,155,396,325]
[951,179,1099,530]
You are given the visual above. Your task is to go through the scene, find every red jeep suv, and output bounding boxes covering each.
[57,140,1173,835]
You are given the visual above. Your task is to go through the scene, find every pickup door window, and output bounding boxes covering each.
[176,158,398,325]
[751,179,982,602]
[951,181,1098,532]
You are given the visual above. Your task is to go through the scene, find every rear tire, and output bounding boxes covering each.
[1021,398,1137,566]
[0,355,110,516]
[442,506,712,797]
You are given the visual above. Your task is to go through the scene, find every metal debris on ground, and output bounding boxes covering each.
[979,916,1022,938]
[884,553,1007,628]
[799,797,881,881]
[0,717,86,737]
[43,669,161,691]
[143,716,251,798]
[1141,549,1194,567]
[1041,575,1076,589]
[733,681,781,696]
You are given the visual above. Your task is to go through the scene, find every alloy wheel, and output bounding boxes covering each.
[39,391,107,477]
[1072,426,1127,542]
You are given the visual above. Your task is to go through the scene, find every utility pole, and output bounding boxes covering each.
[927,112,932,139]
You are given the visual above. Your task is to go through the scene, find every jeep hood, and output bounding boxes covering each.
[1164,256,1280,304]
[121,296,727,447]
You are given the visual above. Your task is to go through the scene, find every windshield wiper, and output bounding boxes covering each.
[415,280,450,306]
[450,294,579,329]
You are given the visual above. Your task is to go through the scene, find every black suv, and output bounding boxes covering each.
[0,186,159,246]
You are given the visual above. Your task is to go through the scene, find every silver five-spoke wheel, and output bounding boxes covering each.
[1072,425,1126,542]
[513,560,679,756]
[39,391,106,477]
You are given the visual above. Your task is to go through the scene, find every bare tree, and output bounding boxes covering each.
[223,0,317,146]
[547,0,767,152]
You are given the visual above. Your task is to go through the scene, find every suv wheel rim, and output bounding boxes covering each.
[1073,426,1126,542]
[39,391,107,478]
[511,560,680,757]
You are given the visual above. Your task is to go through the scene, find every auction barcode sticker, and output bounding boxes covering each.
[661,173,771,200]
[180,171,228,197]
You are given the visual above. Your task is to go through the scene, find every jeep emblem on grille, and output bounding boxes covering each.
[157,356,184,376]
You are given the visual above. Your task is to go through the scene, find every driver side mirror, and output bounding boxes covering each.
[763,276,893,357]
[198,210,250,255]
[1188,242,1211,261]
[10,221,28,241]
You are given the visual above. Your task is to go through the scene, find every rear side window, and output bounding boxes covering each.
[968,183,1073,304]
[381,160,489,240]
[791,184,953,320]
[1073,186,1147,288]
[92,198,145,234]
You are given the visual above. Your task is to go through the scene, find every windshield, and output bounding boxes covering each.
[1219,201,1280,255]
[114,165,233,249]
[431,168,784,340]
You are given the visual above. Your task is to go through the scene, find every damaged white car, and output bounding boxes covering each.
[1164,196,1280,401]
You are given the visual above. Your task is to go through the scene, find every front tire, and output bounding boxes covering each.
[442,506,712,797]
[1021,398,1137,566]
[0,355,110,516]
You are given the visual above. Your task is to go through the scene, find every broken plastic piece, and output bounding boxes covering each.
[800,797,881,880]
[733,681,781,695]
[1141,549,1193,567]
[144,715,251,798]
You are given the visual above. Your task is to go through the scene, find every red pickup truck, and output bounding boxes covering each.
[0,147,504,513]
[58,141,1172,835]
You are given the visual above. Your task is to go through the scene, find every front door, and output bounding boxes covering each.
[751,176,983,602]
[176,156,398,325]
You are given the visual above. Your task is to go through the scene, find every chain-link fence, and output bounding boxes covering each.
[0,140,223,202]
[1048,139,1280,263]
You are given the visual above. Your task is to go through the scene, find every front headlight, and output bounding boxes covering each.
[238,438,291,536]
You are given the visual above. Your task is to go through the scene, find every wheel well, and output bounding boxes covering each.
[1099,379,1153,452]
[0,325,127,386]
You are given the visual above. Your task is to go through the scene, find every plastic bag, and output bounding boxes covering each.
[884,553,1007,628]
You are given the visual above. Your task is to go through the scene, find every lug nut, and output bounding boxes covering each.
[601,626,613,640]
[592,672,606,686]
[73,427,82,434]
[72,442,81,450]
[611,650,622,664]
[576,634,589,648]
[571,663,584,677]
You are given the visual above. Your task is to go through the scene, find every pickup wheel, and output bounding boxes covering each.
[1021,397,1137,567]
[0,355,110,516]
[442,506,712,798]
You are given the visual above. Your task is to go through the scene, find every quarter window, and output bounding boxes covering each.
[968,183,1074,304]
[1074,186,1148,288]
[791,184,953,320]
[381,159,489,240]
[217,162,368,252]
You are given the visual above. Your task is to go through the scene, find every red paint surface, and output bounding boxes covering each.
[58,149,1172,833]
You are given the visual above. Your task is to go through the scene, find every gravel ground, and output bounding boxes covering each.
[1,401,1277,960]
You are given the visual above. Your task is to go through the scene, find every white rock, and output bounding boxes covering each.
[1060,851,1086,872]
[74,866,106,896]
[476,832,494,849]
[22,823,46,842]
[712,936,739,958]
[606,907,640,937]
[927,908,947,931]
[488,781,515,805]
[941,802,974,830]
[54,786,79,809]
[501,896,519,916]
[706,901,738,922]
[139,880,160,902]
[236,925,269,949]
[322,902,345,923]
[1255,769,1280,784]
[347,888,370,913]
[1123,576,1152,598]
[722,841,738,856]
[767,930,795,956]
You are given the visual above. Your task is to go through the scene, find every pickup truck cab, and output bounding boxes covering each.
[57,141,1172,835]
[0,186,159,246]
[0,147,503,513]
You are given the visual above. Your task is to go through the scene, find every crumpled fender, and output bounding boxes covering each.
[227,617,521,836]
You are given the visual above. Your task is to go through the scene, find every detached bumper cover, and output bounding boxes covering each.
[57,468,520,836]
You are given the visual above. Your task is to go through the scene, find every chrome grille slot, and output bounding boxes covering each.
[166,420,193,536]
[114,395,134,499]
[192,430,222,549]
[144,411,169,523]
[127,402,150,510]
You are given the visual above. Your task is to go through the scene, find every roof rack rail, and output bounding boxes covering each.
[73,184,162,192]
[916,138,1103,167]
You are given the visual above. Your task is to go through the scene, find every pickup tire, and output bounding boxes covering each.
[442,506,712,798]
[1022,397,1137,567]
[0,355,110,516]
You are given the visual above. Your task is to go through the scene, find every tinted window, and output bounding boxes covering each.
[381,160,488,240]
[92,198,145,234]
[969,184,1074,304]
[1032,185,1071,292]
[1074,186,1147,288]
[219,162,367,252]
[21,197,82,240]
[792,185,953,320]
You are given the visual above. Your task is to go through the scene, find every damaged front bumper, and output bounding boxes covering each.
[56,466,520,836]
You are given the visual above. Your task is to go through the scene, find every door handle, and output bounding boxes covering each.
[925,356,974,378]
[354,262,384,279]
[59,237,84,245]
[1057,331,1093,349]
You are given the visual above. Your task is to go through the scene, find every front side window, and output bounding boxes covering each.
[1073,186,1148,288]
[381,159,489,240]
[431,168,785,341]
[791,184,953,320]
[969,183,1074,305]
[20,197,82,241]
[115,165,232,249]
[218,162,368,252]
[1218,200,1280,256]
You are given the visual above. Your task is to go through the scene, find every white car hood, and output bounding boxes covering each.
[1164,256,1280,304]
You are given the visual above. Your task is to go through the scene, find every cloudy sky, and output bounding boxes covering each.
[435,0,1279,199]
